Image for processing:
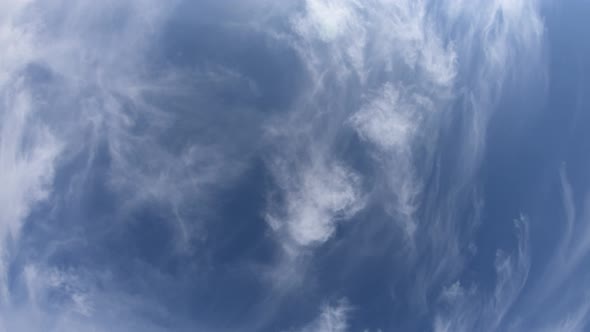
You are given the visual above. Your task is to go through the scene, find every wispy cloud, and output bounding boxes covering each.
[434,161,590,332]
[0,0,219,330]
[507,165,590,331]
[349,83,429,238]
[267,158,364,249]
[291,299,351,332]
[263,0,546,310]
[0,93,61,303]
[0,0,554,330]
[433,216,530,332]
[539,300,590,332]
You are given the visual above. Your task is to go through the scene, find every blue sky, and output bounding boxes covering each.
[1,0,589,331]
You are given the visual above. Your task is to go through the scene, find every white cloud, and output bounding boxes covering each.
[2,263,183,332]
[267,157,364,249]
[540,301,590,332]
[507,165,590,331]
[23,264,94,317]
[349,84,431,238]
[263,0,546,307]
[265,0,459,256]
[293,0,360,42]
[0,0,217,330]
[433,216,530,332]
[294,299,351,332]
[0,83,61,305]
[350,84,423,152]
[0,0,552,330]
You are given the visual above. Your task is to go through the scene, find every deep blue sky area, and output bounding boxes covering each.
[1,1,590,331]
